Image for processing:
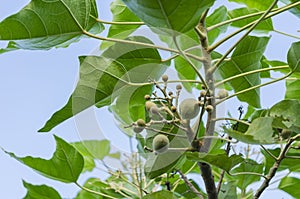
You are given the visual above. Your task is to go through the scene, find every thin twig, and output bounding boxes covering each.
[177,170,204,199]
[260,145,277,160]
[75,182,117,199]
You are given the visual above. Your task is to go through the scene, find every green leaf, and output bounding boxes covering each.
[207,6,230,44]
[0,0,103,51]
[228,7,273,33]
[285,79,300,100]
[218,36,270,108]
[186,152,244,172]
[142,190,178,199]
[75,178,123,199]
[72,140,111,172]
[231,159,263,190]
[219,181,238,199]
[100,0,141,49]
[4,135,84,183]
[287,41,300,72]
[270,99,300,131]
[39,36,167,132]
[228,0,276,10]
[225,117,275,144]
[123,0,215,33]
[279,177,300,198]
[23,181,62,199]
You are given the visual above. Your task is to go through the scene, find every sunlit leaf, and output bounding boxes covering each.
[142,190,178,199]
[228,7,273,33]
[4,136,84,183]
[228,0,275,10]
[186,152,244,172]
[285,79,300,101]
[279,177,300,198]
[39,36,167,132]
[0,0,103,51]
[224,117,275,144]
[23,181,62,199]
[101,0,141,49]
[287,41,300,72]
[218,36,270,107]
[123,0,215,33]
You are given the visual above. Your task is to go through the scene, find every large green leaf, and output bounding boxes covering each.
[0,0,103,51]
[225,117,275,144]
[228,7,273,33]
[279,177,300,198]
[287,41,300,72]
[186,152,244,172]
[218,36,270,108]
[72,140,111,172]
[23,181,62,199]
[143,190,178,199]
[219,181,238,199]
[207,6,230,44]
[269,99,300,131]
[123,0,215,33]
[4,135,84,183]
[231,159,263,190]
[285,79,300,100]
[101,0,141,49]
[39,36,167,132]
[228,0,276,10]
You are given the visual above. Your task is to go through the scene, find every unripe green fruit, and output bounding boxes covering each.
[179,98,200,120]
[145,101,157,111]
[205,105,214,112]
[133,126,144,133]
[200,90,206,97]
[150,106,160,115]
[152,134,169,153]
[217,89,228,99]
[136,119,146,127]
[281,129,292,139]
[176,84,182,90]
[144,94,151,100]
[162,74,168,82]
[171,106,177,112]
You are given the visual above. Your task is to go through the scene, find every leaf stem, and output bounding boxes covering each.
[273,29,300,40]
[210,0,279,72]
[214,65,289,87]
[260,145,277,160]
[75,182,116,199]
[215,71,292,106]
[212,117,251,126]
[82,30,205,63]
[96,18,144,25]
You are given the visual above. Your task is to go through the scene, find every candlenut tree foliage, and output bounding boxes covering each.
[1,0,300,198]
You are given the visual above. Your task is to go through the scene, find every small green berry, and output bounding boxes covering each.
[145,101,157,111]
[281,129,292,139]
[176,84,182,90]
[205,105,214,112]
[136,119,146,127]
[152,134,169,153]
[217,89,228,99]
[162,74,168,82]
[171,106,177,112]
[179,98,200,120]
[133,126,144,133]
[144,94,151,100]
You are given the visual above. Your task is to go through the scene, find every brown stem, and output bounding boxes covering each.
[177,170,204,199]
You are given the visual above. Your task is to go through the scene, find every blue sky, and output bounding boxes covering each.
[0,1,299,198]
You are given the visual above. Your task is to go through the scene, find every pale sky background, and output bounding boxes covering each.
[0,1,299,198]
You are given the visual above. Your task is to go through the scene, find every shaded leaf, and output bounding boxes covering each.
[186,152,244,172]
[23,181,62,199]
[219,181,238,199]
[72,140,111,172]
[287,41,300,72]
[4,135,84,183]
[123,0,215,33]
[101,0,141,49]
[279,177,300,198]
[231,159,263,190]
[228,7,273,33]
[39,36,167,132]
[270,99,300,131]
[142,190,178,199]
[0,0,103,51]
[285,79,300,101]
[225,117,275,144]
[207,6,230,44]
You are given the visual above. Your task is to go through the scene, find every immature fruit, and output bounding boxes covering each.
[162,74,168,82]
[133,126,144,133]
[217,89,228,99]
[136,119,146,127]
[205,105,214,112]
[281,129,292,139]
[144,94,151,100]
[171,106,177,112]
[176,84,182,90]
[179,98,200,120]
[145,101,157,111]
[152,134,169,153]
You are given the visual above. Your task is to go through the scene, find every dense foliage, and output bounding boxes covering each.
[1,0,300,198]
